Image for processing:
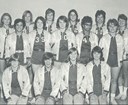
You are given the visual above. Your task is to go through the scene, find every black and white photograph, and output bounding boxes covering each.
[0,0,128,104]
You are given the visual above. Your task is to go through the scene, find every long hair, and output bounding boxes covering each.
[0,13,12,27]
[68,9,80,22]
[67,47,79,62]
[34,16,46,30]
[91,46,104,61]
[45,8,55,21]
[95,10,106,25]
[118,14,127,27]
[22,10,33,23]
[42,52,55,66]
[56,15,69,29]
[107,18,119,32]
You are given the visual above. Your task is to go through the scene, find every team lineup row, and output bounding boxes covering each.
[0,9,128,105]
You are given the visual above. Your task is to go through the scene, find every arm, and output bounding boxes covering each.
[2,70,11,99]
[103,64,111,92]
[5,36,11,58]
[33,69,42,96]
[50,69,61,98]
[22,68,31,96]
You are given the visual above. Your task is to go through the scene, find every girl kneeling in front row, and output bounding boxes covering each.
[86,46,111,104]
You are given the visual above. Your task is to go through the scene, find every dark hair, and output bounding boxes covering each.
[56,15,69,29]
[81,16,92,30]
[42,52,54,66]
[9,53,20,62]
[118,14,127,27]
[67,47,79,61]
[95,10,106,25]
[14,18,26,30]
[34,16,46,30]
[91,46,104,61]
[45,8,55,21]
[0,13,12,27]
[22,10,33,22]
[107,19,118,32]
[68,9,79,22]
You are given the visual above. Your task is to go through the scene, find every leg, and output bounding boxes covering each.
[89,94,98,104]
[116,65,123,99]
[74,93,84,104]
[99,94,108,104]
[45,97,55,105]
[121,61,128,100]
[111,67,120,104]
[17,96,28,104]
[27,65,35,104]
[32,64,41,75]
[62,92,73,104]
[35,96,45,105]
[7,95,19,105]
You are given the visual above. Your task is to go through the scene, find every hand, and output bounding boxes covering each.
[35,95,41,101]
[27,57,31,65]
[62,89,67,96]
[21,95,27,99]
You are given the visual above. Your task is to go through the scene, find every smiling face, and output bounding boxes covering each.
[83,22,92,31]
[11,60,19,68]
[69,51,78,62]
[16,22,24,32]
[93,51,101,61]
[108,22,118,33]
[96,14,104,24]
[36,19,44,29]
[44,58,52,68]
[69,11,77,22]
[118,18,126,27]
[2,15,10,26]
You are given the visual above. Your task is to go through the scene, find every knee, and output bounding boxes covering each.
[89,94,98,104]
[35,96,45,105]
[45,97,55,105]
[74,93,84,104]
[62,92,73,104]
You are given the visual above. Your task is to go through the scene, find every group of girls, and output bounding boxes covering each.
[0,8,128,105]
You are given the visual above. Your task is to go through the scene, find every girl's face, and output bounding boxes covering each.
[36,19,44,29]
[44,58,52,68]
[96,14,104,24]
[69,51,77,61]
[2,15,10,26]
[11,60,19,68]
[59,19,66,29]
[24,13,31,23]
[108,23,118,33]
[118,18,126,27]
[70,11,77,22]
[46,12,54,21]
[16,22,24,32]
[93,52,101,60]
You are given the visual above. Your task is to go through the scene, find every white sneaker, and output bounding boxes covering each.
[121,93,127,100]
[115,94,122,100]
[111,98,117,105]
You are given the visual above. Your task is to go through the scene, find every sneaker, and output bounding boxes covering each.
[111,98,117,105]
[115,94,122,100]
[121,93,127,100]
